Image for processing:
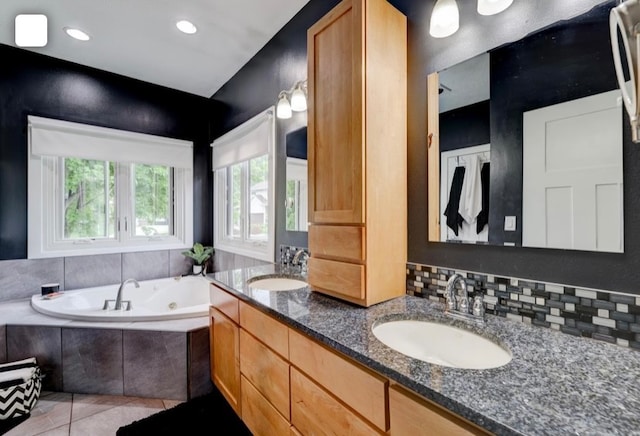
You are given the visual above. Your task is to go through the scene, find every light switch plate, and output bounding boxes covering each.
[504,216,516,231]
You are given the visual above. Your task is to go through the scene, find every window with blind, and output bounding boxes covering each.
[212,107,275,262]
[27,115,193,258]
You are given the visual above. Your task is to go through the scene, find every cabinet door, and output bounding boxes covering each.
[210,307,241,416]
[389,385,489,436]
[308,0,364,224]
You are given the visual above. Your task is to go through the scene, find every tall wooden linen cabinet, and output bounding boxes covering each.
[307,0,407,307]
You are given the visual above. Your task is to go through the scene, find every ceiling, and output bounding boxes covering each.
[0,0,311,98]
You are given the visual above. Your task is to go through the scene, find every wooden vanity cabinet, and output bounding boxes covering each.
[209,304,241,416]
[307,0,407,307]
[389,384,491,436]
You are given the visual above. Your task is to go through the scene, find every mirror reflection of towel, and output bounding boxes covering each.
[459,155,482,224]
[444,166,465,236]
[476,162,490,233]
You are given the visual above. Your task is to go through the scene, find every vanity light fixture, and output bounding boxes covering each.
[176,20,197,34]
[276,80,307,119]
[64,27,90,41]
[276,91,293,119]
[290,81,308,112]
[477,0,513,16]
[429,0,460,38]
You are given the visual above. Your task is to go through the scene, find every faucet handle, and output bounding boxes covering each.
[445,290,456,311]
[458,295,469,314]
[472,294,485,317]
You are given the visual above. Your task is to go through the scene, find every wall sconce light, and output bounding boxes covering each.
[477,0,513,16]
[276,80,307,119]
[429,0,460,38]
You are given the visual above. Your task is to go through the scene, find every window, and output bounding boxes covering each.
[212,107,275,262]
[28,116,193,258]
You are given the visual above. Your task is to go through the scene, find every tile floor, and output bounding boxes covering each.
[4,391,182,436]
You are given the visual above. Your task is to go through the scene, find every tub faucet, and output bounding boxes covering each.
[103,278,138,311]
[445,273,485,325]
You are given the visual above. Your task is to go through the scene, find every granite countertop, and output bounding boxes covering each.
[208,263,640,436]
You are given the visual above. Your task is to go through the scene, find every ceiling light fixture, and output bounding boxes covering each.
[64,27,90,41]
[477,0,514,16]
[276,91,292,119]
[176,20,197,34]
[15,14,48,47]
[429,0,460,38]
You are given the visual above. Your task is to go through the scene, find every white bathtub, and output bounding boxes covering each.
[30,276,211,322]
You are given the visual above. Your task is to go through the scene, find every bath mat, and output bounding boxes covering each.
[116,386,251,435]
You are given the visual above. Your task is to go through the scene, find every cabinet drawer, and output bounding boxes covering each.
[389,385,490,435]
[239,302,289,359]
[291,368,383,436]
[211,284,239,323]
[241,375,290,436]
[289,329,388,431]
[309,224,365,261]
[308,257,365,300]
[240,329,290,420]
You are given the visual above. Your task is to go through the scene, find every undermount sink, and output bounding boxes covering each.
[372,319,512,369]
[247,276,307,291]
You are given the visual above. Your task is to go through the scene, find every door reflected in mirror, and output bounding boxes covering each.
[285,126,308,232]
[429,0,624,253]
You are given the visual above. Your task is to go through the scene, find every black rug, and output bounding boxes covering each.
[117,387,251,435]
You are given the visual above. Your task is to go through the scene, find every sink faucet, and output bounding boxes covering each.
[292,249,309,274]
[103,278,139,311]
[445,273,485,325]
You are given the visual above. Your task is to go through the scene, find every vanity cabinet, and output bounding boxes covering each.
[389,384,491,436]
[306,0,407,307]
[209,298,240,415]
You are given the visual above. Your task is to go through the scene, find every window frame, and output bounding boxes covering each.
[27,116,193,259]
[212,107,275,262]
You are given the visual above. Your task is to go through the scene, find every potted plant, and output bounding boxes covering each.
[182,242,214,275]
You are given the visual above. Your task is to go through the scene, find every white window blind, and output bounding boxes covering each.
[211,109,274,170]
[28,115,193,169]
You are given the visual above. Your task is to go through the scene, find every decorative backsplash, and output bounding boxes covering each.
[279,244,309,267]
[407,263,640,350]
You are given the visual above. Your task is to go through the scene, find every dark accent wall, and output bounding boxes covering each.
[439,100,490,153]
[286,127,308,160]
[213,0,638,294]
[0,44,224,260]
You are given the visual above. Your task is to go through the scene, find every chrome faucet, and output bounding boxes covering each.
[103,278,139,311]
[445,273,485,325]
[292,249,309,274]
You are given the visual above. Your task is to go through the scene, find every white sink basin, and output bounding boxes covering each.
[247,277,307,291]
[372,319,511,369]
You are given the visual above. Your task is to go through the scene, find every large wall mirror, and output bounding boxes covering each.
[285,126,308,232]
[427,0,626,253]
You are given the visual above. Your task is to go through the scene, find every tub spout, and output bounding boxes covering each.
[103,278,139,311]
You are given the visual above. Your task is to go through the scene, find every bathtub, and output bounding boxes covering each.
[30,275,211,322]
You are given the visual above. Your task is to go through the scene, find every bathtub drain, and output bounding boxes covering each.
[168,302,178,310]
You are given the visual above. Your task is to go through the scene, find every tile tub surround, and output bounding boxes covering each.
[210,263,640,436]
[0,249,194,302]
[0,300,212,400]
[407,263,640,350]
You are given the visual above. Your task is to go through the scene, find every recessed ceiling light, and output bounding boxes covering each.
[176,20,197,34]
[64,27,90,41]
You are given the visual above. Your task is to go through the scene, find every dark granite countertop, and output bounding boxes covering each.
[207,264,640,436]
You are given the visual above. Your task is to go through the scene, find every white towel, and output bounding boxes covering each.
[458,155,483,224]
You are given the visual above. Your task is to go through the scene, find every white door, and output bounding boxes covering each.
[522,89,623,253]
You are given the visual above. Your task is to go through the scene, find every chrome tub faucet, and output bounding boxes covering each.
[103,278,139,311]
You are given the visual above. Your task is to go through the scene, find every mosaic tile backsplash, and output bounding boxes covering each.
[407,263,640,350]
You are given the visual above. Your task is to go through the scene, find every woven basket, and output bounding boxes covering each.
[0,358,42,420]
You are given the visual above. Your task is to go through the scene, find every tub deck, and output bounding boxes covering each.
[0,299,211,401]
